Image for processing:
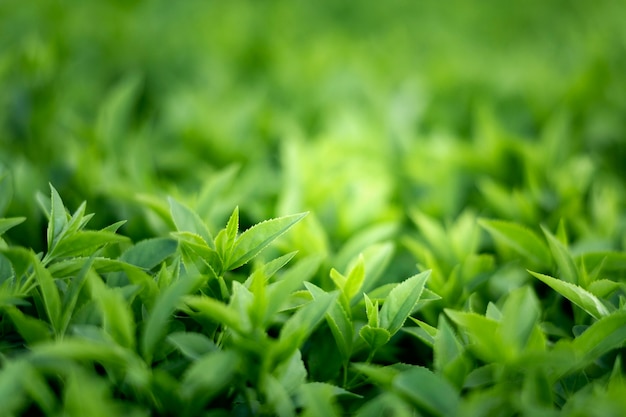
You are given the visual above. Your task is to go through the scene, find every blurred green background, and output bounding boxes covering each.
[1,0,625,258]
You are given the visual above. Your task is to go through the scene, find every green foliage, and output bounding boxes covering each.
[1,0,626,414]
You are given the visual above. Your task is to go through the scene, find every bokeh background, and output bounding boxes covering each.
[1,0,625,264]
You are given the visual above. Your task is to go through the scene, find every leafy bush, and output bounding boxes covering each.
[1,0,626,415]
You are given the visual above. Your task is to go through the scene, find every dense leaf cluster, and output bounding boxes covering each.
[1,0,626,415]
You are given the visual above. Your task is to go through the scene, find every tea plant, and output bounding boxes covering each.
[1,184,625,416]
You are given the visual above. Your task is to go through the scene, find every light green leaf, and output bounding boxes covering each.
[360,242,395,294]
[180,350,239,407]
[263,374,295,417]
[379,270,430,336]
[394,366,459,417]
[433,316,464,375]
[308,284,353,361]
[183,295,246,333]
[359,325,390,351]
[227,212,307,270]
[266,256,321,321]
[47,184,68,251]
[298,383,342,417]
[167,331,217,360]
[404,318,437,348]
[541,225,579,284]
[120,237,178,269]
[529,270,609,319]
[50,230,129,258]
[479,219,551,267]
[445,310,506,363]
[215,206,239,266]
[33,255,61,333]
[169,197,214,248]
[90,272,136,349]
[0,217,25,236]
[5,306,52,345]
[499,286,542,354]
[275,284,335,359]
[571,310,626,366]
[364,293,379,328]
[141,274,203,362]
[343,255,366,303]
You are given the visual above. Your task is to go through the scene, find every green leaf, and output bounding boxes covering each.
[33,255,62,333]
[404,318,437,348]
[364,293,379,328]
[393,366,459,417]
[183,295,246,333]
[379,270,430,336]
[298,383,342,417]
[90,272,136,349]
[308,284,353,361]
[215,206,239,266]
[120,237,178,269]
[360,242,395,294]
[180,350,239,412]
[47,184,69,251]
[5,306,52,345]
[499,286,542,354]
[529,270,610,319]
[167,331,217,360]
[445,310,506,363]
[266,256,321,322]
[275,284,335,359]
[169,197,214,247]
[344,255,366,304]
[63,368,116,417]
[0,217,25,236]
[227,212,307,270]
[478,219,551,267]
[51,230,129,258]
[433,316,464,376]
[571,310,626,367]
[141,274,203,363]
[359,325,391,351]
[541,225,579,284]
[0,360,30,416]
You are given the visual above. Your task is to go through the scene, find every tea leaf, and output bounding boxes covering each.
[227,212,307,270]
[541,225,579,284]
[359,325,391,351]
[47,184,69,251]
[308,284,353,361]
[33,254,61,333]
[183,295,246,333]
[499,286,542,354]
[120,237,178,269]
[169,197,214,247]
[167,331,217,360]
[51,230,128,258]
[479,219,550,267]
[5,306,52,345]
[379,270,430,336]
[571,310,626,366]
[529,270,610,319]
[393,366,459,417]
[142,274,204,362]
[180,350,239,411]
[0,217,25,236]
